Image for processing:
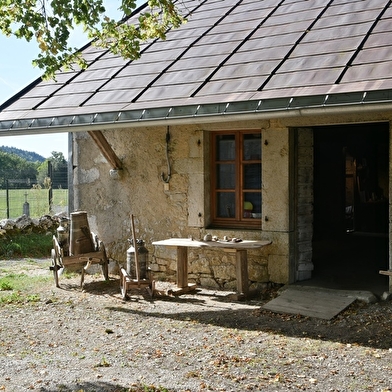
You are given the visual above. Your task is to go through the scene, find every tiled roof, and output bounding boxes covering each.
[2,0,392,133]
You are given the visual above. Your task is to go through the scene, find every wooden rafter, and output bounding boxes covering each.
[88,130,123,170]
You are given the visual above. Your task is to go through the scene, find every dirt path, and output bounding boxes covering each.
[0,259,391,391]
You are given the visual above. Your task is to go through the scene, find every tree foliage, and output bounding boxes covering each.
[0,150,67,188]
[0,145,45,163]
[0,151,39,184]
[48,151,67,169]
[37,151,68,188]
[0,0,185,79]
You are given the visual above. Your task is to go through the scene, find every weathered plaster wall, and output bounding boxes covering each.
[261,122,291,284]
[389,123,392,293]
[72,111,392,291]
[72,119,286,290]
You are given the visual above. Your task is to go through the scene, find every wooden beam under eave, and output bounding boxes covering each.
[88,130,123,170]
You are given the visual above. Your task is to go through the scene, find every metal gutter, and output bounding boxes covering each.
[1,90,392,136]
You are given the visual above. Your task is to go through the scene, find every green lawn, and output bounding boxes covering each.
[0,188,68,219]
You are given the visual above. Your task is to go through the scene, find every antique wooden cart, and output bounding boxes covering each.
[119,215,155,299]
[119,265,155,299]
[50,212,109,288]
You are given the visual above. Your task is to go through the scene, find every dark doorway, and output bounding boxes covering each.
[312,123,389,296]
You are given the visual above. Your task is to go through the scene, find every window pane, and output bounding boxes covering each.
[217,193,235,218]
[212,131,262,226]
[243,192,262,218]
[217,135,235,161]
[243,163,261,189]
[217,163,235,189]
[243,134,261,161]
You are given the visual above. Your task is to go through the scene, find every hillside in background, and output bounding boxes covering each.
[0,146,45,163]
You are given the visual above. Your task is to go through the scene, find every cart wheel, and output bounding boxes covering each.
[120,269,128,300]
[148,280,155,298]
[51,249,60,288]
[99,242,109,281]
[80,268,85,288]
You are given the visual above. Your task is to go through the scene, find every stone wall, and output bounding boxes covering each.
[71,112,392,290]
[72,120,280,291]
[295,128,314,281]
[0,214,58,237]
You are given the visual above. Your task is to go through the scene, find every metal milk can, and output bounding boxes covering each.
[57,217,70,256]
[126,239,149,279]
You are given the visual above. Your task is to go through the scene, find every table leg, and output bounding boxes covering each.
[167,246,197,296]
[177,246,188,289]
[236,249,249,297]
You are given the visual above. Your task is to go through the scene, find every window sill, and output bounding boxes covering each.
[207,222,262,231]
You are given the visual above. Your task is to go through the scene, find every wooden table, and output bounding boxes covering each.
[152,238,271,298]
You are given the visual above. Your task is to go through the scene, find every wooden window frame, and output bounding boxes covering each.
[210,130,262,229]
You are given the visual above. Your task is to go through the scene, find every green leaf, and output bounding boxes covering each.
[0,0,185,79]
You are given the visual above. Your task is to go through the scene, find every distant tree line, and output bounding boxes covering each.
[0,146,45,163]
[0,147,68,189]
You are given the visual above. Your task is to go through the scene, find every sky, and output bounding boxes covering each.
[0,28,91,158]
[0,2,135,159]
[0,34,69,159]
[0,33,78,159]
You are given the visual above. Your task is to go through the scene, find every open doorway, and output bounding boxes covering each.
[312,123,389,295]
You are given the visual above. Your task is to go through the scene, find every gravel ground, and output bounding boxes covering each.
[0,259,392,392]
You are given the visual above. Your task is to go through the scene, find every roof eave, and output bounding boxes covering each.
[1,91,392,136]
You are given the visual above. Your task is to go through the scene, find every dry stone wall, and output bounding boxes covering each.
[0,214,58,237]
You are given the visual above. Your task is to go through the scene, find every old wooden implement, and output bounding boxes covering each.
[50,211,109,288]
[119,214,155,299]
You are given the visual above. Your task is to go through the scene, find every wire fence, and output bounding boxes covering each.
[0,163,68,220]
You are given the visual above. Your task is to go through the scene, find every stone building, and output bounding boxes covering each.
[1,0,392,293]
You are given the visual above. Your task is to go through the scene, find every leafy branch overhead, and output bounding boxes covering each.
[0,0,185,79]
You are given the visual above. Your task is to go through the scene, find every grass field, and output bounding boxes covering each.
[0,188,68,219]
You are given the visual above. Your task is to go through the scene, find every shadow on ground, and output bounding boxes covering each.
[106,298,392,350]
[39,381,170,391]
[56,275,392,351]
